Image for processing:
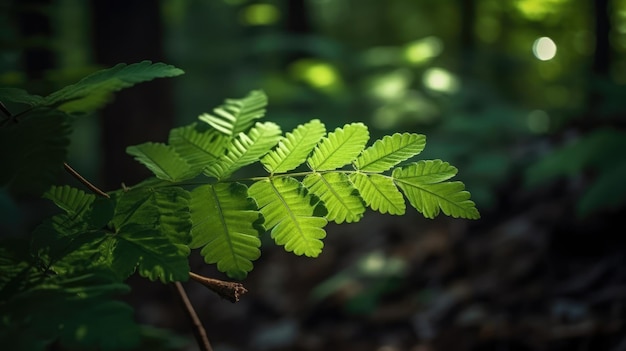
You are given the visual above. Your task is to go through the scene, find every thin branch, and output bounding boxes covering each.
[189,271,248,303]
[63,162,110,198]
[173,281,213,351]
[0,101,12,119]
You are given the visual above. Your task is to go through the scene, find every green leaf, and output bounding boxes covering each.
[43,185,95,218]
[32,187,113,273]
[393,160,480,219]
[307,123,370,171]
[108,187,191,282]
[261,119,326,173]
[303,172,366,223]
[0,110,71,196]
[206,122,281,179]
[0,88,44,106]
[31,214,106,271]
[355,133,426,172]
[168,123,228,175]
[43,61,184,114]
[127,142,193,182]
[0,271,141,351]
[198,90,267,136]
[349,173,406,215]
[0,239,43,300]
[190,183,263,279]
[248,177,327,257]
[153,187,193,247]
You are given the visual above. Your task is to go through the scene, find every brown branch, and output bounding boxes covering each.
[189,271,248,303]
[63,162,110,198]
[173,281,213,351]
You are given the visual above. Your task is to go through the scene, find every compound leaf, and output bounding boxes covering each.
[43,61,184,114]
[355,133,426,172]
[168,123,228,174]
[349,173,406,215]
[261,119,326,174]
[127,142,193,182]
[43,185,95,218]
[190,183,262,279]
[303,172,365,223]
[198,90,267,136]
[109,187,191,283]
[206,122,281,179]
[248,177,327,257]
[393,160,480,219]
[307,123,369,171]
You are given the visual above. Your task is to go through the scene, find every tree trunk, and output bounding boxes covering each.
[91,0,175,189]
[15,0,55,84]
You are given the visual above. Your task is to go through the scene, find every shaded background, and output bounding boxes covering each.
[2,0,626,350]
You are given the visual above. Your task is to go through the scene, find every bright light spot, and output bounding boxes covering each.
[404,36,443,64]
[240,4,280,26]
[515,0,567,21]
[527,110,550,133]
[367,69,412,100]
[304,63,337,87]
[361,252,386,273]
[290,59,340,89]
[533,37,557,61]
[423,68,459,93]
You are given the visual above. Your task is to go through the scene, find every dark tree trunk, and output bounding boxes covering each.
[15,0,55,83]
[584,0,612,121]
[91,0,175,189]
[459,0,476,77]
[284,0,311,63]
[592,0,611,76]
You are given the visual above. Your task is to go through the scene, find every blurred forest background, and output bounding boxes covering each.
[2,0,626,350]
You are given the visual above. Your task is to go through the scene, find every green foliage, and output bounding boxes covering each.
[525,128,626,215]
[0,61,184,197]
[0,61,479,350]
[0,61,183,115]
[1,241,140,351]
[129,90,479,274]
[190,183,263,280]
[198,89,267,136]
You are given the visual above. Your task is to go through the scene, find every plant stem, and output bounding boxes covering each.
[174,281,214,351]
[63,162,110,198]
[189,272,248,303]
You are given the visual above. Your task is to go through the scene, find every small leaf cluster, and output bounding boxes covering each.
[126,90,480,280]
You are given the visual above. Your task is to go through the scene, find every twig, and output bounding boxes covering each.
[189,272,248,303]
[63,162,110,198]
[0,101,12,119]
[173,281,213,351]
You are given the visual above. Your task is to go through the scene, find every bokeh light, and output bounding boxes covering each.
[240,4,280,26]
[403,36,443,64]
[422,67,459,93]
[533,37,557,61]
[527,109,550,133]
